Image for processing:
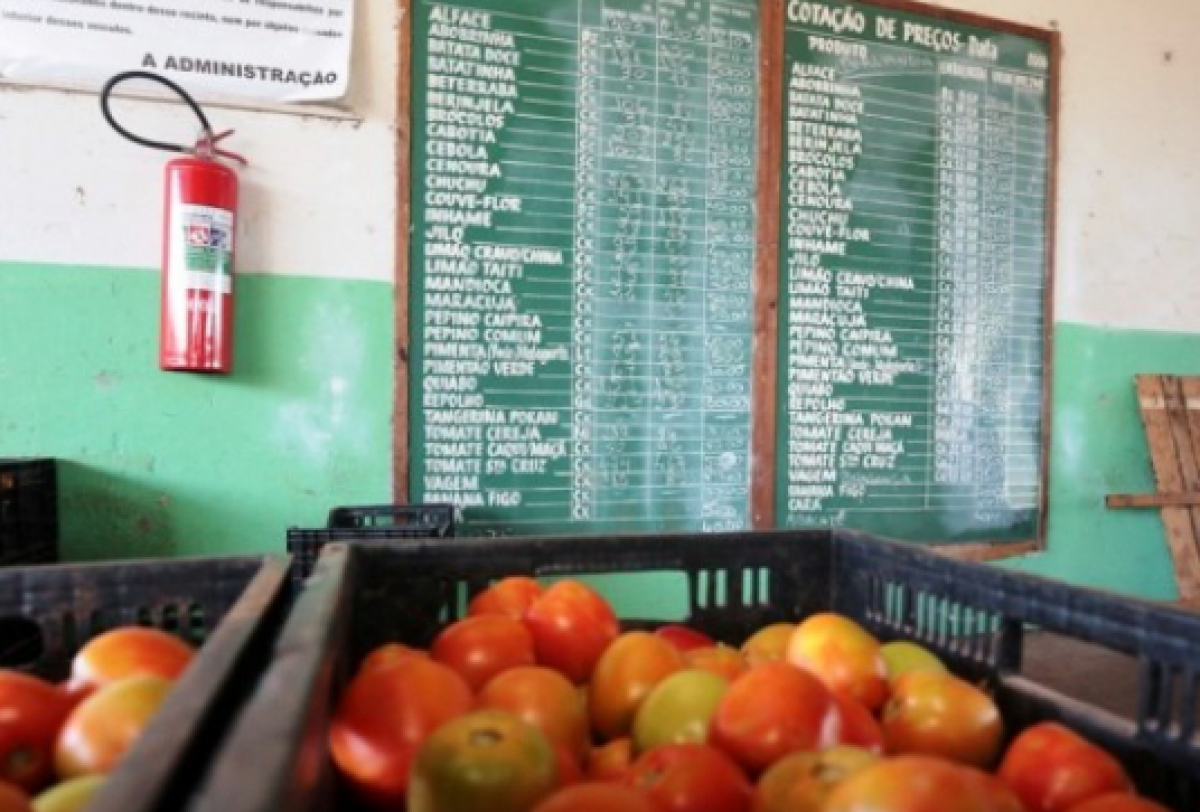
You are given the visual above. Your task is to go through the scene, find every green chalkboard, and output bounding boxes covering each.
[408,0,762,536]
[774,1,1056,548]
[404,0,1058,548]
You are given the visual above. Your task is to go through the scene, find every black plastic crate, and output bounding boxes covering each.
[0,554,291,812]
[0,458,58,566]
[187,530,1200,812]
[287,503,455,587]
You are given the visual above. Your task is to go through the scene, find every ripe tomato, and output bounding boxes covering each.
[469,576,544,620]
[556,744,584,787]
[624,743,752,812]
[654,626,716,653]
[830,692,884,755]
[531,781,659,812]
[56,681,95,715]
[432,614,536,693]
[683,646,746,683]
[328,657,472,811]
[881,671,1003,769]
[476,665,590,762]
[70,627,194,688]
[54,675,172,778]
[586,738,633,783]
[29,775,105,812]
[358,643,428,674]
[0,782,31,812]
[753,746,878,812]
[824,755,1024,812]
[589,632,683,741]
[523,580,619,685]
[408,709,558,812]
[785,613,888,713]
[739,624,794,668]
[708,662,839,776]
[0,671,74,792]
[1066,794,1171,812]
[997,722,1133,812]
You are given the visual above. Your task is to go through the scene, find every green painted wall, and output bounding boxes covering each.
[1,262,1193,603]
[1,261,394,560]
[1008,322,1200,601]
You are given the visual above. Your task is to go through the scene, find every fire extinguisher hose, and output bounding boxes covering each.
[99,71,247,165]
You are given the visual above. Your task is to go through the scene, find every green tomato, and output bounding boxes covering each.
[408,709,559,812]
[33,776,106,812]
[632,668,729,754]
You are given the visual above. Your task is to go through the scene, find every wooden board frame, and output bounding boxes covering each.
[394,0,414,502]
[394,0,1061,559]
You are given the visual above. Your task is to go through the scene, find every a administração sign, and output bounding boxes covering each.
[0,0,353,103]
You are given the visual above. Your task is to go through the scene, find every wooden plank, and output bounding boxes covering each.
[1107,493,1200,509]
[751,0,784,530]
[1136,375,1200,600]
[1161,375,1200,543]
[1181,377,1200,488]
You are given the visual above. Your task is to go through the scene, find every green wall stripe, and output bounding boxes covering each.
[2,261,1194,603]
[1,262,394,559]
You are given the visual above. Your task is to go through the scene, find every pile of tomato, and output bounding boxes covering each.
[329,576,1174,812]
[0,626,193,812]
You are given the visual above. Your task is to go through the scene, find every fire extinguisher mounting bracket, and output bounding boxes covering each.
[99,71,248,166]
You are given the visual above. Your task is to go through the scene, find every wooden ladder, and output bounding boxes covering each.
[1106,374,1200,603]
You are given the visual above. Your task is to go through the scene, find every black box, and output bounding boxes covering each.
[0,554,291,812]
[286,503,455,588]
[188,530,1200,812]
[0,458,58,565]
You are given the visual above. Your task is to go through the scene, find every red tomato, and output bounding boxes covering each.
[469,576,544,620]
[532,781,659,812]
[825,755,1025,812]
[589,632,684,741]
[55,675,173,778]
[0,782,31,812]
[753,746,878,812]
[830,692,884,755]
[476,665,591,762]
[1066,794,1172,812]
[408,709,559,812]
[586,738,634,783]
[523,580,619,685]
[432,614,536,693]
[556,744,584,787]
[785,613,888,714]
[881,671,1003,769]
[56,680,96,715]
[739,624,793,668]
[683,646,746,683]
[358,643,428,674]
[328,657,472,811]
[625,743,752,812]
[0,671,75,792]
[708,662,839,776]
[655,626,716,653]
[997,722,1133,812]
[70,627,194,688]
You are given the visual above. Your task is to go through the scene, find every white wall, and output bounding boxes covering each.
[4,0,1200,314]
[920,0,1200,333]
[0,0,399,283]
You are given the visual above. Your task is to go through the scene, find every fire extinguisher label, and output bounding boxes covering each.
[170,204,234,294]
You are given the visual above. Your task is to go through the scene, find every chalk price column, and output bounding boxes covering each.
[778,1,1052,545]
[412,0,580,533]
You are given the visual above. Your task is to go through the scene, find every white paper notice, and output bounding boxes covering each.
[0,0,353,104]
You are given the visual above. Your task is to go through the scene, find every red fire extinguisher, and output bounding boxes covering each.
[100,72,248,374]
